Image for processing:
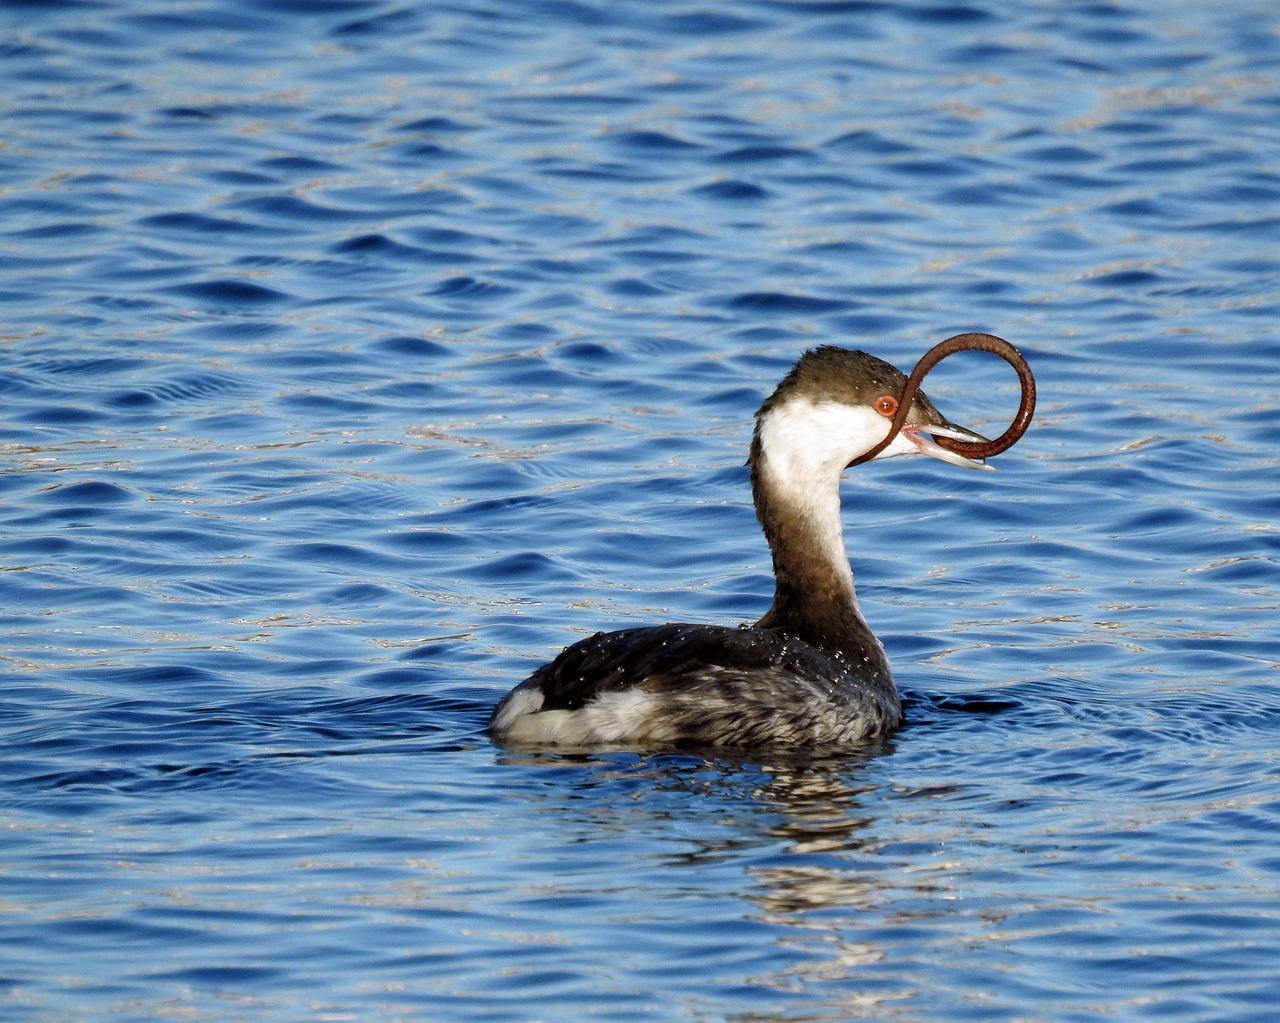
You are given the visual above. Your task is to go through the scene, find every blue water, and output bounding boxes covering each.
[3,0,1279,1019]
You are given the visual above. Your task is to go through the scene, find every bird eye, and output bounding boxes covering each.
[874,395,898,418]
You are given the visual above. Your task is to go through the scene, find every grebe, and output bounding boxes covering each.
[490,339,1032,750]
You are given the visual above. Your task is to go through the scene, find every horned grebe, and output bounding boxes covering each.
[490,339,1032,750]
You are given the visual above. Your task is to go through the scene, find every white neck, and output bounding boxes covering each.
[752,399,900,610]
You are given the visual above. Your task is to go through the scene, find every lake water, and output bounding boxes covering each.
[2,1,1279,1019]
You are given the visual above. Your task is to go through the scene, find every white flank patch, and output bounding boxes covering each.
[494,688,666,746]
[488,685,544,734]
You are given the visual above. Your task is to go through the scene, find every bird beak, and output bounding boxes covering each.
[902,422,995,471]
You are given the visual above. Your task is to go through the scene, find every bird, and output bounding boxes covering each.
[489,344,994,751]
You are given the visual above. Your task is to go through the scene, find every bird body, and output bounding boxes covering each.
[489,345,998,751]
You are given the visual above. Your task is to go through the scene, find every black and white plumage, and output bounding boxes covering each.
[489,346,990,751]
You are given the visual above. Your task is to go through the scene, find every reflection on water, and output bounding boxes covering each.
[496,751,977,1021]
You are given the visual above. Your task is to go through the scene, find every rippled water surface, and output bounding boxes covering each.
[3,1,1279,1020]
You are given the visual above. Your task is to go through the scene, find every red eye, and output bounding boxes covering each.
[874,394,898,418]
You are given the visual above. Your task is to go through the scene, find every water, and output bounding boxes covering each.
[2,0,1279,1019]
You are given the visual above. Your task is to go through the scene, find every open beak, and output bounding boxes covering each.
[902,422,994,471]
